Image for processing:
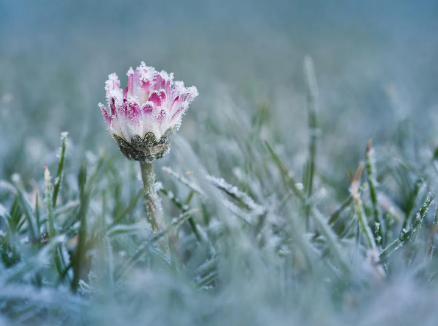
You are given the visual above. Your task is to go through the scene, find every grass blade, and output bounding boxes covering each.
[72,163,90,293]
[365,140,383,246]
[52,132,68,207]
[44,164,64,277]
[117,209,197,279]
[380,192,435,262]
[162,166,205,196]
[107,189,143,230]
[44,164,56,239]
[351,163,376,249]
[11,174,36,242]
[35,194,41,240]
[157,185,201,241]
[265,141,349,271]
[426,204,438,261]
[401,177,426,232]
[303,56,319,225]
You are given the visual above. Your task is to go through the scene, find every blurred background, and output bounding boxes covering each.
[1,0,438,182]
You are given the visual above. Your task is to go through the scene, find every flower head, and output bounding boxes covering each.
[99,62,198,162]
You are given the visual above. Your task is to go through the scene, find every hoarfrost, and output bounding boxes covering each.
[154,181,163,191]
[206,175,266,217]
[162,166,205,196]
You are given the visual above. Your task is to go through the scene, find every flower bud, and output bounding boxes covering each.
[99,62,198,162]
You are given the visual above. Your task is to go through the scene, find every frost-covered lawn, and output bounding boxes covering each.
[1,2,438,325]
[1,55,438,325]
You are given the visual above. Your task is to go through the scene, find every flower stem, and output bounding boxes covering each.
[139,161,162,232]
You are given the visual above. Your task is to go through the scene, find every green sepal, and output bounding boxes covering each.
[113,131,172,162]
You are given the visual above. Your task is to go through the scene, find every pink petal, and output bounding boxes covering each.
[149,91,162,107]
[158,90,167,102]
[126,101,141,123]
[126,68,134,98]
[154,74,165,90]
[117,101,127,119]
[170,96,180,112]
[99,103,111,125]
[166,79,172,95]
[110,98,117,116]
[137,62,155,94]
[105,73,123,108]
[157,109,167,122]
[140,77,152,94]
[171,106,187,121]
[133,69,141,96]
[165,73,174,94]
[142,102,155,115]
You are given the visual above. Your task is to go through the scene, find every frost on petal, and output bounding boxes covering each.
[170,96,180,112]
[156,109,167,122]
[132,69,141,98]
[138,62,156,84]
[125,100,143,137]
[158,90,167,103]
[186,86,199,102]
[115,100,126,119]
[99,103,111,126]
[109,118,122,138]
[126,67,134,98]
[113,102,132,140]
[130,65,152,104]
[142,101,155,115]
[180,86,199,105]
[109,98,117,116]
[171,86,198,118]
[105,73,123,108]
[149,91,162,107]
[165,73,174,94]
[173,81,185,95]
[154,71,174,92]
[126,101,141,124]
[154,72,166,90]
[137,62,157,99]
[171,105,188,122]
